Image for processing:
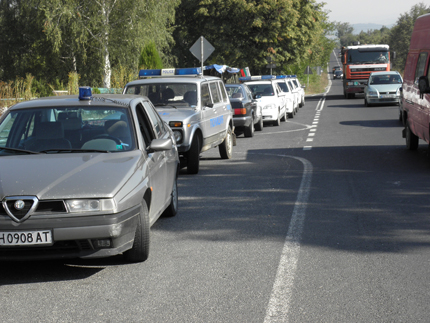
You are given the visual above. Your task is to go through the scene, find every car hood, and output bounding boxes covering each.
[155,107,198,122]
[0,151,142,200]
[370,84,401,92]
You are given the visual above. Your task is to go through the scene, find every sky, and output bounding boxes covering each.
[321,0,429,25]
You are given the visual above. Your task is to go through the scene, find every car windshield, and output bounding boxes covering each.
[0,106,135,154]
[225,85,245,98]
[247,84,274,96]
[347,49,389,64]
[370,74,402,85]
[125,83,198,108]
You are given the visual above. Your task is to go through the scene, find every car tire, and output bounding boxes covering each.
[299,97,304,107]
[281,109,287,122]
[187,135,200,174]
[406,120,419,150]
[244,118,255,137]
[364,97,371,107]
[219,125,233,159]
[162,174,178,217]
[273,113,281,126]
[255,117,263,131]
[124,200,150,263]
[288,110,294,118]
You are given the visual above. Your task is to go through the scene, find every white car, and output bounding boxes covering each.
[274,77,296,118]
[290,76,306,107]
[286,79,300,112]
[241,77,287,126]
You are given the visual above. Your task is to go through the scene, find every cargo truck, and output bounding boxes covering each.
[341,44,394,99]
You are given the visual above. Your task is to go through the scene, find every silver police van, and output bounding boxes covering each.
[124,68,235,174]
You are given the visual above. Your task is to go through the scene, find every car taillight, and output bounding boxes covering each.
[234,108,247,115]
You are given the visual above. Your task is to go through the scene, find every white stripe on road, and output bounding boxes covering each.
[262,155,313,323]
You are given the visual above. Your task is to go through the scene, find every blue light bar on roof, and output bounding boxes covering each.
[139,68,201,78]
[239,75,275,82]
[79,86,92,100]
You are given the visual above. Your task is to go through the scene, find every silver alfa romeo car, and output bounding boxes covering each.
[0,88,179,262]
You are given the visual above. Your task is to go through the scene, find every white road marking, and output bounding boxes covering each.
[262,155,313,323]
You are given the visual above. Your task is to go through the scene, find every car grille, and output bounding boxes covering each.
[0,200,67,216]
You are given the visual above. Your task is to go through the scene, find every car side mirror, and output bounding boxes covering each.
[203,102,214,108]
[418,76,430,99]
[147,138,173,153]
[253,94,261,99]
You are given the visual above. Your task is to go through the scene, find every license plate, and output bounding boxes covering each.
[380,95,395,98]
[0,230,53,246]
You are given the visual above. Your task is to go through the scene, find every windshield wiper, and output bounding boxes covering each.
[39,148,110,153]
[154,103,177,109]
[0,147,40,154]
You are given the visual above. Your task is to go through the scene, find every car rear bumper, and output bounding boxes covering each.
[233,116,252,128]
[0,205,140,261]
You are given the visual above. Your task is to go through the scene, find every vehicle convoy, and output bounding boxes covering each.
[341,44,394,99]
[0,88,179,262]
[124,68,235,175]
[401,13,430,151]
[239,76,287,126]
[273,76,296,118]
[363,71,402,107]
[225,83,263,137]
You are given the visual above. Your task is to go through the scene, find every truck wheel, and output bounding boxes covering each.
[406,121,419,150]
[124,200,150,263]
[219,126,233,159]
[244,118,254,137]
[187,135,200,174]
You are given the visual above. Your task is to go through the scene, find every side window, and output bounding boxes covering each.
[142,101,163,138]
[209,82,221,104]
[415,52,428,80]
[219,82,228,102]
[201,83,212,107]
[136,103,156,147]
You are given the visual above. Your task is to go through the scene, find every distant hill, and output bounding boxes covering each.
[352,23,394,34]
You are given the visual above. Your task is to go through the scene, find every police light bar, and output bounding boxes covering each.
[79,87,92,100]
[275,75,298,79]
[239,75,275,82]
[139,68,202,78]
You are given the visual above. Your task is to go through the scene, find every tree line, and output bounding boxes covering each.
[0,0,335,94]
[334,3,430,71]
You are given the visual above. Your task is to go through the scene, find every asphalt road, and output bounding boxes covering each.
[2,52,430,322]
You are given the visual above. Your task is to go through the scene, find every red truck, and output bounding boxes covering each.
[341,44,393,99]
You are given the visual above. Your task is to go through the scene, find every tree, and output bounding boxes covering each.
[389,3,430,70]
[138,42,163,70]
[173,0,328,75]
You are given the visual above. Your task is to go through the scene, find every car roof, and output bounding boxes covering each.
[126,75,221,87]
[369,71,401,76]
[8,94,142,111]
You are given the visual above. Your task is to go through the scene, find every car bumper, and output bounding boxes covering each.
[233,116,252,128]
[0,204,140,261]
[368,97,400,105]
[262,110,278,122]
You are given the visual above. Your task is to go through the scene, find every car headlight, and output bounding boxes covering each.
[173,130,182,143]
[368,91,378,97]
[263,103,276,110]
[65,199,116,213]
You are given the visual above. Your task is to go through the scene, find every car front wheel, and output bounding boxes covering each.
[124,200,150,263]
[406,120,419,150]
[187,135,200,174]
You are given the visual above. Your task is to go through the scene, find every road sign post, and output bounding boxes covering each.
[190,36,215,73]
[304,66,313,88]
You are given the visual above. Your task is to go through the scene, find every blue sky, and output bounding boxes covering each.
[321,0,427,25]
